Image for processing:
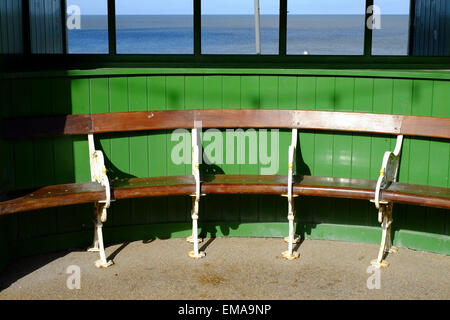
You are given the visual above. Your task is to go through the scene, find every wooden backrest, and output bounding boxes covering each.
[3,109,450,139]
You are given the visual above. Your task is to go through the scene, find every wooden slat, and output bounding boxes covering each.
[3,110,450,139]
[112,175,196,199]
[0,182,105,215]
[2,114,92,139]
[202,175,450,210]
[1,174,448,216]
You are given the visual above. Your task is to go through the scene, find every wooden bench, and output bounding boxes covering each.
[1,110,449,268]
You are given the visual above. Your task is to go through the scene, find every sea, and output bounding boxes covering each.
[67,15,410,55]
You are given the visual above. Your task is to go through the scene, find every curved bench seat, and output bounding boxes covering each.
[2,109,448,267]
[0,182,106,215]
[201,175,450,210]
[2,174,448,217]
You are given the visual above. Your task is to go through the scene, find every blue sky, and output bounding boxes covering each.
[68,0,410,15]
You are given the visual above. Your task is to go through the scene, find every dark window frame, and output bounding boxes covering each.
[10,0,450,70]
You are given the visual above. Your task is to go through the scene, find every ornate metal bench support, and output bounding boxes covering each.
[371,135,403,268]
[282,129,300,260]
[87,134,113,268]
[371,202,397,268]
[188,127,205,259]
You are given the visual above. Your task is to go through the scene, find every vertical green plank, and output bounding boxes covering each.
[392,79,413,183]
[84,78,111,231]
[31,79,54,185]
[12,79,34,190]
[259,76,279,223]
[408,80,432,185]
[30,78,57,237]
[297,77,316,174]
[202,75,223,224]
[11,79,34,239]
[428,80,449,188]
[314,77,336,223]
[391,79,413,233]
[350,78,374,226]
[128,77,149,178]
[297,76,316,224]
[128,76,150,225]
[423,79,448,237]
[109,77,131,227]
[71,78,90,182]
[166,76,188,223]
[70,78,91,233]
[368,78,394,227]
[333,77,354,178]
[53,78,75,183]
[166,76,186,177]
[332,77,355,227]
[240,75,260,175]
[404,80,433,233]
[352,78,373,179]
[221,76,241,222]
[148,76,168,224]
[90,78,109,114]
[222,76,241,175]
[90,78,110,179]
[239,76,260,223]
[277,76,298,176]
[314,77,335,177]
[276,76,296,223]
[52,77,78,234]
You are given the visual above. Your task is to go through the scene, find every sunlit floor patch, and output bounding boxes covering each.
[0,238,449,300]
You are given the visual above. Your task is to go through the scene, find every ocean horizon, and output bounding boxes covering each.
[68,15,409,55]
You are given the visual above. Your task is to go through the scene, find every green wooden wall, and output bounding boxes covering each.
[0,69,449,270]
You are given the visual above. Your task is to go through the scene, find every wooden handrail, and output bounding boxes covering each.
[3,109,450,139]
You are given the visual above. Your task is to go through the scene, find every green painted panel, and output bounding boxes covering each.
[1,70,449,268]
[276,76,296,222]
[239,76,260,222]
[71,78,90,182]
[109,77,132,227]
[313,77,335,223]
[147,76,168,224]
[51,78,78,234]
[221,76,241,222]
[165,76,189,223]
[29,79,57,237]
[259,76,279,223]
[202,76,222,222]
[128,77,151,225]
[429,80,450,188]
[68,78,91,233]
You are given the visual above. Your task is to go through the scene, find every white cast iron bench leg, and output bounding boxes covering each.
[371,135,403,268]
[188,126,205,259]
[282,129,300,260]
[87,134,113,268]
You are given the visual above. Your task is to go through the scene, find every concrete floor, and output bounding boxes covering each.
[0,237,449,300]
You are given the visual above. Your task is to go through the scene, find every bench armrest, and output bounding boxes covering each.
[88,134,111,217]
[374,135,403,216]
[288,129,298,201]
